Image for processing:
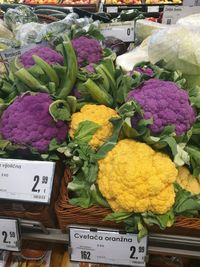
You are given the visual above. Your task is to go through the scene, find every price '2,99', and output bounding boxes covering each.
[0,159,55,203]
[32,175,48,193]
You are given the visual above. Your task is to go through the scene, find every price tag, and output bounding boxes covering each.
[106,6,118,13]
[183,0,200,6]
[147,6,159,12]
[100,21,134,42]
[69,226,148,266]
[0,218,21,251]
[0,159,55,204]
[0,44,38,75]
[162,5,200,24]
[63,7,74,11]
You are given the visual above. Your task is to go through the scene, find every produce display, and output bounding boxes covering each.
[0,3,199,249]
[23,0,96,5]
[62,0,96,4]
[105,0,142,4]
[23,0,60,4]
[144,0,181,3]
[105,0,181,4]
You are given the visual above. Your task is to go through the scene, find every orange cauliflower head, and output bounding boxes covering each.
[97,139,178,214]
[69,104,118,149]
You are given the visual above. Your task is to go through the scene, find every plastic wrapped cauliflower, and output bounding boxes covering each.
[69,104,118,149]
[97,139,178,214]
[127,79,196,136]
[72,36,103,67]
[0,93,68,152]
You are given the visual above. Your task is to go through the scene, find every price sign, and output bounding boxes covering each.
[106,6,118,13]
[0,44,39,75]
[162,5,200,24]
[100,21,135,42]
[183,0,200,6]
[0,218,21,251]
[0,159,55,203]
[69,226,148,266]
[147,6,159,12]
[63,7,74,11]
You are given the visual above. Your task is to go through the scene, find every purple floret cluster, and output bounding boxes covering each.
[127,79,196,136]
[134,67,154,77]
[72,36,103,67]
[0,93,68,152]
[20,46,64,68]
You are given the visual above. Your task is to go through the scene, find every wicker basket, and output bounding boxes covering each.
[55,169,200,236]
[0,162,64,228]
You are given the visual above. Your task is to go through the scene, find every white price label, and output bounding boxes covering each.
[0,159,55,203]
[183,0,200,6]
[100,21,134,42]
[0,218,20,251]
[162,5,200,24]
[106,6,118,13]
[69,226,148,266]
[63,7,73,11]
[0,44,38,75]
[147,6,159,12]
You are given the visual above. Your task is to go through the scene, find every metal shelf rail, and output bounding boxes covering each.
[20,220,200,258]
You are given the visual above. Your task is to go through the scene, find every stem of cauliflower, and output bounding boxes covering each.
[83,78,113,107]
[15,68,49,93]
[32,55,59,87]
[58,40,78,99]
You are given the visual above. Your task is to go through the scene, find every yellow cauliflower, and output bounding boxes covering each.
[97,139,178,214]
[69,104,118,149]
[176,167,200,195]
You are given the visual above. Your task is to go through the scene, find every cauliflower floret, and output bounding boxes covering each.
[72,36,103,67]
[69,104,118,149]
[97,139,178,214]
[0,93,68,152]
[20,46,64,68]
[127,79,196,136]
[177,166,200,195]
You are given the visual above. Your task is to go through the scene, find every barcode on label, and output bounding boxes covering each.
[166,18,172,25]
[33,195,45,199]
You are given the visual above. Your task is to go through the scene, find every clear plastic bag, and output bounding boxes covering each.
[0,20,13,40]
[15,22,46,46]
[116,43,149,72]
[148,25,200,75]
[4,5,38,32]
[177,14,200,32]
[135,19,167,45]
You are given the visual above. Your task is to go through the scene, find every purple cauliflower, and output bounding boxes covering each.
[134,67,154,77]
[127,79,196,136]
[71,86,82,99]
[20,46,64,68]
[0,93,68,152]
[72,36,103,67]
[85,63,95,73]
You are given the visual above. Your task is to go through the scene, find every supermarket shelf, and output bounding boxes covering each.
[0,3,99,12]
[103,3,182,12]
[148,233,200,258]
[21,227,200,258]
[22,228,68,244]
